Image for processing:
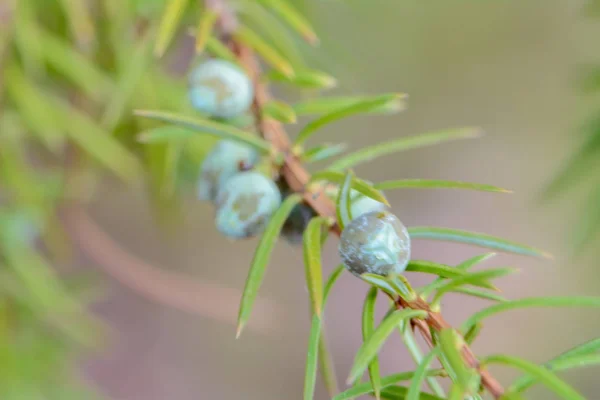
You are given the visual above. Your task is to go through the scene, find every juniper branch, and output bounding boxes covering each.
[208,0,506,397]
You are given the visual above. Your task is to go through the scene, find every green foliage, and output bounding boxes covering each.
[294,94,403,146]
[1,0,201,393]
[263,99,297,124]
[406,347,441,400]
[310,170,388,205]
[512,354,600,396]
[437,329,475,392]
[420,253,497,297]
[510,353,600,395]
[482,354,585,400]
[461,296,600,333]
[333,369,445,400]
[52,96,142,180]
[304,314,322,400]
[234,25,295,77]
[362,287,382,399]
[293,95,406,116]
[302,143,348,163]
[154,0,190,57]
[135,110,272,153]
[256,0,318,45]
[423,268,515,300]
[398,320,447,397]
[361,273,414,300]
[4,65,64,151]
[407,260,498,291]
[194,8,218,54]
[543,1,600,253]
[39,31,115,102]
[373,179,511,193]
[336,170,354,230]
[347,309,428,384]
[443,286,506,303]
[327,127,481,171]
[318,328,340,397]
[102,32,154,130]
[408,226,552,258]
[237,1,305,67]
[205,36,241,65]
[323,265,345,300]
[303,216,329,318]
[267,68,337,89]
[380,385,446,400]
[236,193,302,337]
[305,262,344,400]
[463,323,483,345]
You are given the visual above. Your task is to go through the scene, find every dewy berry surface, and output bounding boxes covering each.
[188,59,254,119]
[339,210,411,277]
[214,171,282,239]
[197,139,259,202]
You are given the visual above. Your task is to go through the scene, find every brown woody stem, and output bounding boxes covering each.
[209,0,505,397]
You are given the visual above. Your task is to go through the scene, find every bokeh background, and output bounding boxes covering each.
[3,0,600,399]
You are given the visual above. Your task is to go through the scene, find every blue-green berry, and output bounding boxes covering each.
[215,171,282,239]
[350,190,388,219]
[338,211,411,277]
[280,189,385,245]
[198,140,259,201]
[189,59,253,119]
[325,187,388,220]
[282,200,316,245]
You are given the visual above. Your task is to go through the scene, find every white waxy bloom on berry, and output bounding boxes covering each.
[214,171,282,239]
[197,140,259,202]
[189,59,253,119]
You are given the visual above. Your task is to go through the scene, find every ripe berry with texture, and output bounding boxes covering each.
[215,171,282,239]
[188,59,253,119]
[338,211,411,277]
[197,140,259,201]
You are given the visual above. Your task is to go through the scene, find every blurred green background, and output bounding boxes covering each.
[1,0,599,399]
